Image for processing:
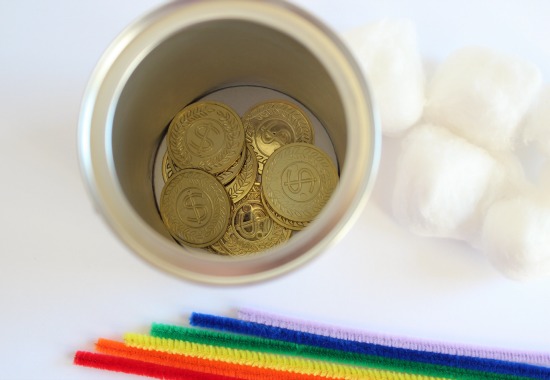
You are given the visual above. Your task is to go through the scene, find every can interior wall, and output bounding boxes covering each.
[80,1,379,284]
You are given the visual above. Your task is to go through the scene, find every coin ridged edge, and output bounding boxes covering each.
[261,189,309,231]
[225,146,258,203]
[162,151,179,183]
[216,142,247,185]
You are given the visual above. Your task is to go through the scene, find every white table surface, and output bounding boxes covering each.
[1,1,550,379]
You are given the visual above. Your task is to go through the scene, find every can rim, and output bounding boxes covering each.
[77,0,381,285]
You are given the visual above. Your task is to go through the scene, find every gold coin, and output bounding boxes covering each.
[225,145,258,203]
[167,101,245,174]
[262,143,338,223]
[216,143,246,185]
[162,151,179,182]
[211,199,291,256]
[211,182,264,254]
[243,100,314,173]
[261,190,309,231]
[160,169,231,248]
[210,182,258,255]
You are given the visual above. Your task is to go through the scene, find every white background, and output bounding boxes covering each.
[1,1,550,379]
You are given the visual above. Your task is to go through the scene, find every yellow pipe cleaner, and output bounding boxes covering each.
[124,333,447,380]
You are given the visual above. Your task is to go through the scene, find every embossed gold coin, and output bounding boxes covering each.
[262,143,338,223]
[243,100,314,173]
[167,101,245,174]
[216,143,246,185]
[225,145,258,203]
[210,182,262,255]
[160,169,231,248]
[162,151,179,182]
[211,199,291,256]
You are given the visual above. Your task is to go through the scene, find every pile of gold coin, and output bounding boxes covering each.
[159,100,339,256]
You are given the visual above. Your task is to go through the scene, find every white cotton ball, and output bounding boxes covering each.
[344,20,424,137]
[523,86,550,157]
[392,123,524,245]
[425,47,542,151]
[482,196,550,280]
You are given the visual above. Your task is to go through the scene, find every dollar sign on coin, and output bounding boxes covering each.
[211,199,291,256]
[179,188,209,227]
[234,203,273,240]
[167,101,245,174]
[187,123,219,156]
[283,164,319,200]
[160,169,230,248]
[243,100,314,173]
[262,143,338,223]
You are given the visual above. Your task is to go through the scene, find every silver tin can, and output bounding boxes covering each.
[78,0,380,284]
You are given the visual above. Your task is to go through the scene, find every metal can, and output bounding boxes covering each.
[78,0,380,284]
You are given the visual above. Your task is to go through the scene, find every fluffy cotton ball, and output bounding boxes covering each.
[393,123,524,245]
[482,196,550,280]
[344,20,424,137]
[425,47,542,151]
[523,85,550,157]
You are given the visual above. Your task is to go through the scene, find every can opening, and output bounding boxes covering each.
[111,19,347,247]
[81,1,378,282]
